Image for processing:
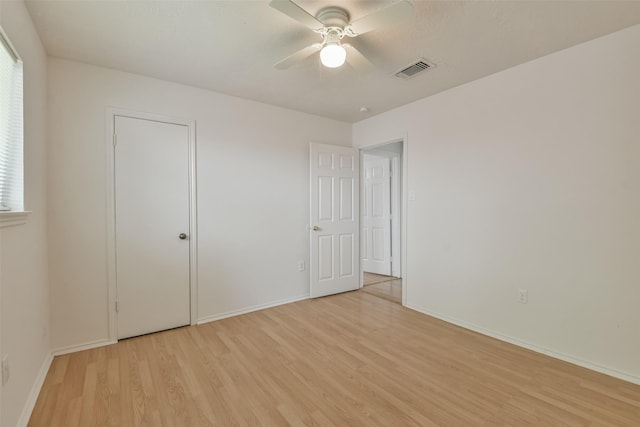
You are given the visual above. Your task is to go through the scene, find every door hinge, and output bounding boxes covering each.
[115,301,119,312]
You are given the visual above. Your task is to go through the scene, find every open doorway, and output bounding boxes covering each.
[360,140,403,303]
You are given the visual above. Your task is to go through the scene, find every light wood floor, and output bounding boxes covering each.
[30,291,640,426]
[361,272,402,304]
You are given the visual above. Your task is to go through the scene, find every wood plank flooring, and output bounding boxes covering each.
[361,272,402,304]
[29,290,640,426]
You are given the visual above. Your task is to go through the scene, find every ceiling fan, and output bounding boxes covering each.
[269,0,414,70]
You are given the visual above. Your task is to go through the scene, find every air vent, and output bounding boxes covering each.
[394,58,435,79]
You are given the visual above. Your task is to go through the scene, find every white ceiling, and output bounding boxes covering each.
[24,0,640,122]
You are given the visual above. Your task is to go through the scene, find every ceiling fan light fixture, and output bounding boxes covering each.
[320,43,346,68]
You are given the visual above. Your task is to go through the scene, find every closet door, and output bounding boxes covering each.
[114,115,190,339]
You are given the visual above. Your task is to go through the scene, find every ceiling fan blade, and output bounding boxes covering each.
[269,0,324,31]
[274,43,322,70]
[346,0,414,36]
[344,44,374,72]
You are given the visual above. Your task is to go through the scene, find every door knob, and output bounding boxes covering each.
[179,233,188,240]
[312,225,321,231]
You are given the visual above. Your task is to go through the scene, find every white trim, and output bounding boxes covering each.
[16,352,53,427]
[401,134,408,307]
[105,107,198,342]
[51,338,117,357]
[188,122,198,325]
[16,339,116,426]
[197,295,309,325]
[0,25,20,61]
[405,302,640,386]
[106,109,117,341]
[0,210,31,228]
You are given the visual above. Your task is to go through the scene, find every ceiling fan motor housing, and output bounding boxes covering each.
[316,7,349,29]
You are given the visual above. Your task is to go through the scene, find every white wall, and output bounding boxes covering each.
[0,1,51,426]
[47,58,352,350]
[353,25,640,382]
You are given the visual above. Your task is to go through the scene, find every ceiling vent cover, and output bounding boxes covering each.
[395,58,435,79]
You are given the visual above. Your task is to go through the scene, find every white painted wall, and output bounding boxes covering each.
[353,25,640,382]
[0,1,51,426]
[47,58,351,350]
[4,8,637,423]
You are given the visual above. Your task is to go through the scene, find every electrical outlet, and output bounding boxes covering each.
[297,260,305,271]
[518,289,528,304]
[2,355,9,386]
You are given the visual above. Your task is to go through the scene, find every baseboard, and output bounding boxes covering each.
[52,338,117,356]
[405,303,640,386]
[198,294,310,325]
[16,352,53,427]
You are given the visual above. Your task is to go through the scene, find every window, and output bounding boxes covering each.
[0,27,23,212]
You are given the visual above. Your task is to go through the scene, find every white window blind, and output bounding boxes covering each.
[0,29,24,212]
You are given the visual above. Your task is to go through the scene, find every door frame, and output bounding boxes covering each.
[105,107,198,341]
[359,137,408,306]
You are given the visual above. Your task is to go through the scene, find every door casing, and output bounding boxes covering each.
[106,108,198,341]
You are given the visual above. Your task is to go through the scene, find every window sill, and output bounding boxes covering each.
[0,211,32,228]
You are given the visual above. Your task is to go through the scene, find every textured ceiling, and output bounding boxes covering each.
[24,0,640,122]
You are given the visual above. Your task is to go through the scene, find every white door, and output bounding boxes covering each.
[115,115,191,339]
[361,154,391,275]
[310,143,359,297]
